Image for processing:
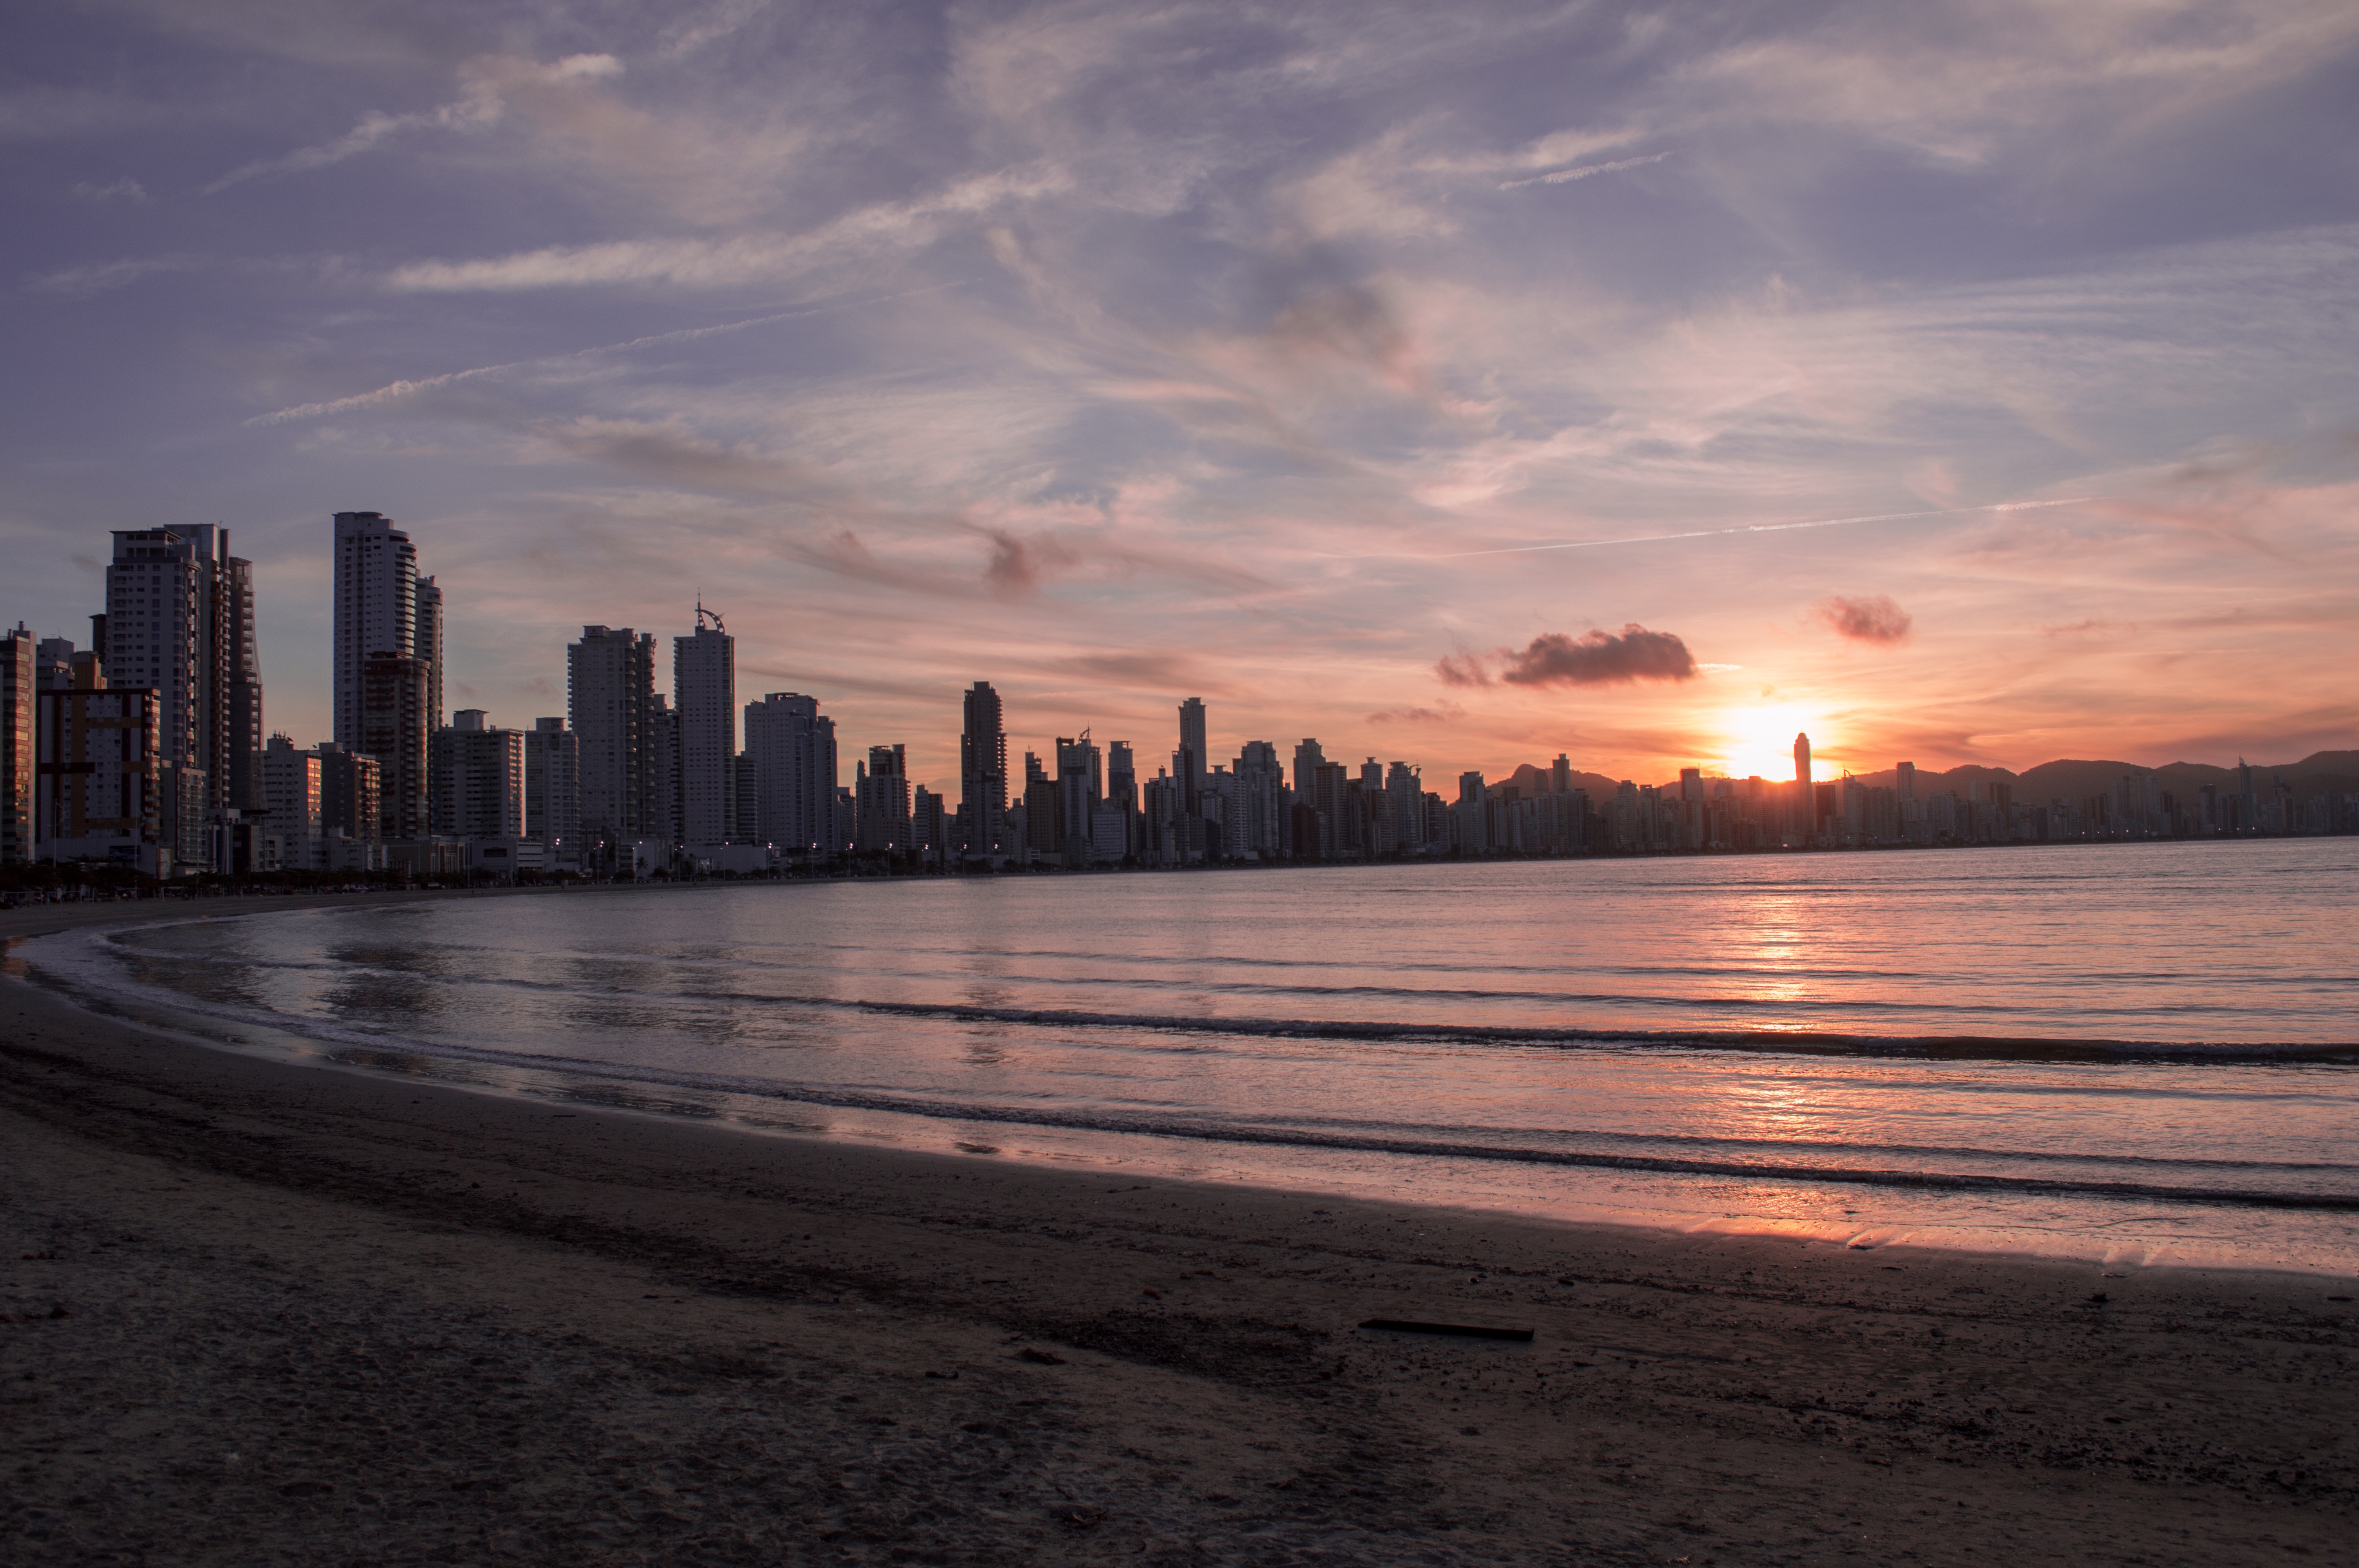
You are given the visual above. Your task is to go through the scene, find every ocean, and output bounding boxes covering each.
[20,838,2359,1272]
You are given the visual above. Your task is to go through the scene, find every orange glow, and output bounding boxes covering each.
[1715,702,1830,782]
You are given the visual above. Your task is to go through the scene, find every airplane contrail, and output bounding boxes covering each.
[1498,151,1673,191]
[247,279,969,425]
[1370,496,2097,561]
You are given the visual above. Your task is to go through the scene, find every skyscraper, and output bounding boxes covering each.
[1896,760,1916,802]
[1177,697,1206,808]
[569,626,659,857]
[674,607,736,847]
[333,512,417,752]
[744,692,836,856]
[361,651,430,840]
[413,575,443,735]
[856,742,910,853]
[36,653,162,871]
[1794,732,1812,791]
[0,625,31,863]
[1292,738,1326,797]
[334,512,438,840]
[105,525,256,815]
[429,710,527,840]
[261,734,323,873]
[1236,740,1285,860]
[1385,761,1424,853]
[958,681,1007,858]
[525,718,581,862]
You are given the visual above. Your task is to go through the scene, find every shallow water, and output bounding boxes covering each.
[24,839,2359,1272]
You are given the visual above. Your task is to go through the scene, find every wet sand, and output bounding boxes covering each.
[4,897,2356,1564]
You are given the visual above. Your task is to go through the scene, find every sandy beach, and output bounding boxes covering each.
[4,897,2355,1564]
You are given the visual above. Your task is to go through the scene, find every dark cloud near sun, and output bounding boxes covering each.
[1812,594,1913,645]
[1437,626,1698,689]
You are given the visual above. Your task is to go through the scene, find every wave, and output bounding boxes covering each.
[24,927,2359,1215]
[95,940,2359,1060]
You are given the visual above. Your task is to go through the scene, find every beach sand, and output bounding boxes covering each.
[3,897,2355,1564]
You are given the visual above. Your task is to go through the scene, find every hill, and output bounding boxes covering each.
[1491,751,2359,801]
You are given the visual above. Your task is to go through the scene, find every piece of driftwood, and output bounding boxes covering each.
[1358,1318,1534,1342]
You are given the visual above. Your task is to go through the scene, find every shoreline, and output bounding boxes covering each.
[11,897,2359,1283]
[4,931,2358,1561]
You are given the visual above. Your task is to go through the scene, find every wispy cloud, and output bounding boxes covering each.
[1497,151,1672,191]
[31,252,202,295]
[384,166,1069,292]
[69,178,147,203]
[202,54,619,194]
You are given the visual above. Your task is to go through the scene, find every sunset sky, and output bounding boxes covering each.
[5,0,2357,795]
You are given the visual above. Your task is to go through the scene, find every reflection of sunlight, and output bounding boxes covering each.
[1716,702,1829,779]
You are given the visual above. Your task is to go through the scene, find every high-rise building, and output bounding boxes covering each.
[1455,770,1487,854]
[412,575,443,734]
[730,751,758,844]
[1794,733,1812,791]
[35,654,162,873]
[744,692,836,857]
[1055,733,1101,857]
[0,625,30,864]
[429,710,527,840]
[261,734,323,872]
[333,512,418,752]
[674,607,736,846]
[105,525,256,814]
[1177,697,1206,808]
[525,718,581,860]
[646,694,679,851]
[1385,761,1423,852]
[856,743,911,853]
[1896,760,1916,802]
[569,626,660,856]
[1679,766,1703,802]
[360,652,431,840]
[1292,738,1326,797]
[1551,754,1571,796]
[912,785,947,864]
[316,743,382,849]
[958,681,1008,858]
[220,555,264,811]
[1235,741,1285,860]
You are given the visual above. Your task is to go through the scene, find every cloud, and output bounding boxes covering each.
[1499,626,1699,686]
[1434,651,1492,688]
[1367,704,1461,724]
[1496,151,1672,191]
[1812,594,1914,644]
[385,164,1069,291]
[31,253,202,295]
[70,178,147,203]
[202,54,618,194]
[982,529,1081,598]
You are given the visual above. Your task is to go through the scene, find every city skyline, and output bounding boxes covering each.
[5,3,2357,790]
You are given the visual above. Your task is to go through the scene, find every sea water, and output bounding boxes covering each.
[20,838,2359,1272]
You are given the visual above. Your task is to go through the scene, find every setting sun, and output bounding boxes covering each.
[1716,702,1829,781]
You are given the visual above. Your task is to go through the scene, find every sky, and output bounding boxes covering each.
[5,0,2358,796]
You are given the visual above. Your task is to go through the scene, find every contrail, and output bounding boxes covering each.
[247,279,968,425]
[1374,496,2097,561]
[1499,151,1672,191]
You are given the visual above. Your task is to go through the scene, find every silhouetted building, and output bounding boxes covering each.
[959,681,1008,858]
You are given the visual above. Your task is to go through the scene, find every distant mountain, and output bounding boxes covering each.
[1499,761,1623,799]
[1491,750,2359,802]
[1850,751,2357,804]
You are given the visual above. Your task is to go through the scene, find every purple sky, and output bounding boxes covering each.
[6,0,2357,794]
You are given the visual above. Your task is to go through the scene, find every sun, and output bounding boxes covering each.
[1714,702,1827,782]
